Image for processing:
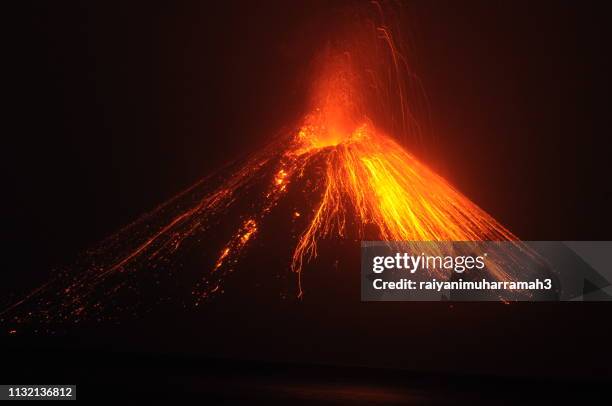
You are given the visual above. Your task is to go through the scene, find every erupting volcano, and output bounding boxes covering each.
[2,4,529,327]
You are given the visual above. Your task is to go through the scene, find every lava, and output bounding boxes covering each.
[1,4,535,326]
[200,50,521,298]
[288,121,518,295]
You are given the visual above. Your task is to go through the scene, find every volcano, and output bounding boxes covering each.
[2,10,529,328]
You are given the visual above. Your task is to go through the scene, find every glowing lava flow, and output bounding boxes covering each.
[288,120,517,294]
[202,54,519,296]
[2,59,522,324]
[1,10,532,326]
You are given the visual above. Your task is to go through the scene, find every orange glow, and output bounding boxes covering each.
[287,118,516,296]
[205,53,518,297]
[1,6,529,325]
[213,219,258,272]
[98,48,517,300]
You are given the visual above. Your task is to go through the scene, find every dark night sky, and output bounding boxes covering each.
[3,0,611,382]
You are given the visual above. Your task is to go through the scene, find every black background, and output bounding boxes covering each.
[3,0,611,401]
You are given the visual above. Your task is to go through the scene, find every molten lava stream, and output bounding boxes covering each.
[282,115,518,295]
